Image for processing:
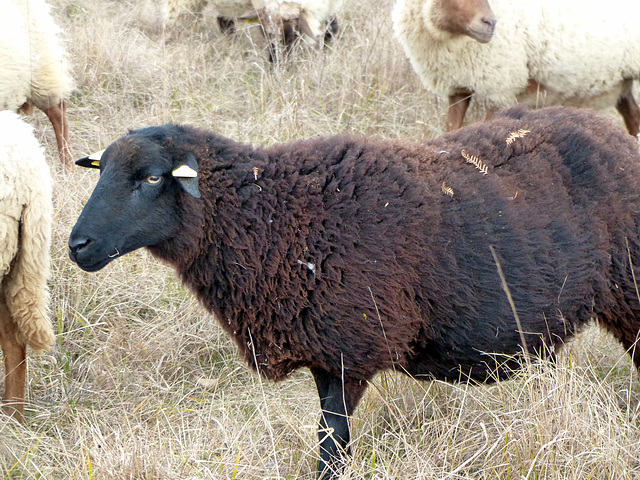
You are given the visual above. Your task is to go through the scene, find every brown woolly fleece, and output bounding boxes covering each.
[155,106,640,384]
[69,105,640,476]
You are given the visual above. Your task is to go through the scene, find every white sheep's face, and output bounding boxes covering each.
[431,0,497,43]
[68,132,200,272]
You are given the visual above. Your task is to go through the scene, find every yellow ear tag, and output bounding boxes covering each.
[172,165,198,178]
[88,149,105,166]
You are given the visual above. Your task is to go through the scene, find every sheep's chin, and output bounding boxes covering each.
[69,254,115,272]
[467,27,494,43]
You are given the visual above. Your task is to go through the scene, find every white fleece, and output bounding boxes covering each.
[0,110,54,352]
[262,0,343,37]
[392,0,640,112]
[0,0,74,114]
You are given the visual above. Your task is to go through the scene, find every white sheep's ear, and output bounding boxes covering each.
[298,13,316,38]
[172,152,201,198]
[75,149,105,169]
[238,10,260,22]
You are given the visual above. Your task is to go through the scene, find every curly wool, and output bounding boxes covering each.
[69,105,640,474]
[392,0,640,113]
[0,0,74,115]
[0,111,54,352]
[125,106,640,383]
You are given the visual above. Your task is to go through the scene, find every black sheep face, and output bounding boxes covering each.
[68,133,200,272]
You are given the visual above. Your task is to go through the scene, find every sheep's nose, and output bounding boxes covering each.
[483,16,497,31]
[68,236,91,263]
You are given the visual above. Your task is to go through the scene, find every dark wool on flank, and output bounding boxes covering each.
[68,106,640,478]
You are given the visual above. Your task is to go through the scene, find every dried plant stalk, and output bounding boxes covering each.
[441,181,454,196]
[506,128,531,144]
[461,149,489,175]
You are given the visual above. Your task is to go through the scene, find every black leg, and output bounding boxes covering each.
[216,16,236,34]
[311,368,368,479]
[323,16,339,46]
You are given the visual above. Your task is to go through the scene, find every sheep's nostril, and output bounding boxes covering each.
[68,236,91,262]
[483,17,497,30]
[68,237,90,253]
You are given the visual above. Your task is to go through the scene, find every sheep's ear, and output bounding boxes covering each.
[238,10,260,22]
[75,149,105,169]
[172,152,201,198]
[298,13,316,38]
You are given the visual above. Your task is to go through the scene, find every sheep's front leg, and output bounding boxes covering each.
[42,100,71,167]
[0,302,27,423]
[616,79,640,137]
[447,91,472,131]
[311,368,368,479]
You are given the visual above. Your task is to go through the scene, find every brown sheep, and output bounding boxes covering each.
[69,106,640,478]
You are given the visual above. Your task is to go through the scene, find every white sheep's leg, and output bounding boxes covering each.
[0,301,27,423]
[615,79,640,136]
[447,91,472,131]
[42,100,71,167]
[311,368,368,479]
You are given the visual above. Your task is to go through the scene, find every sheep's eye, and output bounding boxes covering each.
[146,175,162,184]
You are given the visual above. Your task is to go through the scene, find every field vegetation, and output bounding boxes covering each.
[2,0,640,478]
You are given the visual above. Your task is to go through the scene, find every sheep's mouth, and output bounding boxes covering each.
[467,27,494,44]
[68,249,116,272]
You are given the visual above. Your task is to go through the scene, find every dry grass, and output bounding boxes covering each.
[2,0,640,478]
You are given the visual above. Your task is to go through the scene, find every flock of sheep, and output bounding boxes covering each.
[4,0,640,478]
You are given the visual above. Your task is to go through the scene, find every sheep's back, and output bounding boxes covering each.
[407,105,640,380]
[168,107,640,383]
[248,105,640,382]
[529,0,640,95]
[0,2,33,111]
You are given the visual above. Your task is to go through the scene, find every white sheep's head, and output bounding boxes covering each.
[425,0,497,44]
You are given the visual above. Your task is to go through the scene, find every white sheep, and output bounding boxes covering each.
[163,0,255,33]
[0,110,55,422]
[163,0,342,61]
[392,0,640,134]
[251,0,343,62]
[1,0,74,167]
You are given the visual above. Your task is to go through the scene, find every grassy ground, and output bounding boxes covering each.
[2,0,640,478]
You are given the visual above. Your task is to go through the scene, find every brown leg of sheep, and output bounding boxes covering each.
[615,79,640,137]
[0,301,27,423]
[42,100,71,167]
[447,91,472,131]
